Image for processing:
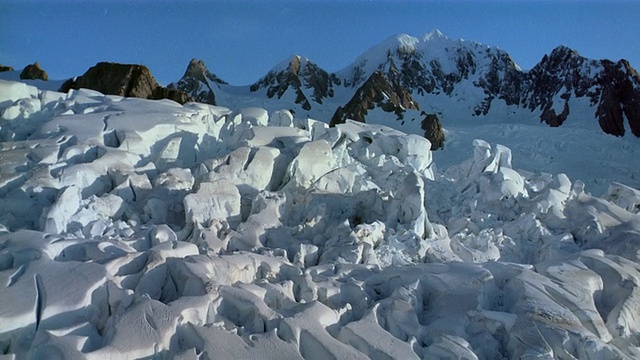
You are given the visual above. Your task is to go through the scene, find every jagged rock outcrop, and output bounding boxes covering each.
[168,59,226,105]
[421,113,445,150]
[330,71,419,126]
[250,55,341,110]
[0,65,14,72]
[20,62,48,81]
[59,62,193,104]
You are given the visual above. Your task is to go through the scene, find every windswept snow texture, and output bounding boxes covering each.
[1,78,640,359]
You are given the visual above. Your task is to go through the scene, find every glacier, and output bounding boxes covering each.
[1,78,640,359]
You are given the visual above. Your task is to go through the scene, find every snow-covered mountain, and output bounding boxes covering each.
[173,30,640,138]
[337,30,640,137]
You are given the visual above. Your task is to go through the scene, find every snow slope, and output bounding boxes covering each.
[1,78,640,359]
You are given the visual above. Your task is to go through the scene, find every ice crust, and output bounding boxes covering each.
[1,79,640,359]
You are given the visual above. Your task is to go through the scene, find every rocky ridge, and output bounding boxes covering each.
[174,31,640,138]
[335,32,640,136]
[168,58,227,105]
[20,62,48,81]
[249,55,341,110]
[38,30,640,139]
[330,71,419,125]
[59,62,193,104]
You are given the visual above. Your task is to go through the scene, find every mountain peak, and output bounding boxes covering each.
[330,70,419,127]
[391,34,421,54]
[339,30,495,88]
[184,58,208,83]
[549,45,580,59]
[166,58,227,105]
[182,58,227,86]
[250,54,340,109]
[370,34,420,56]
[270,54,312,75]
[424,29,448,41]
[287,55,303,75]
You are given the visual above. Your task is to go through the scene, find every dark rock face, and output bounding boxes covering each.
[20,62,48,81]
[330,71,419,126]
[59,62,193,104]
[471,52,522,116]
[519,46,592,128]
[250,56,341,110]
[421,113,445,150]
[594,59,640,136]
[168,59,226,105]
[0,65,14,72]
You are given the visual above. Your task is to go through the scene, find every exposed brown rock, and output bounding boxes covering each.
[420,113,445,150]
[59,62,193,104]
[250,56,310,110]
[540,101,570,127]
[0,65,14,72]
[20,62,48,80]
[330,71,419,126]
[167,58,226,105]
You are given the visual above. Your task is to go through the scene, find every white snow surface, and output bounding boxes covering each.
[1,78,640,359]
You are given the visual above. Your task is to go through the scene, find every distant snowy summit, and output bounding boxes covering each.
[170,29,640,138]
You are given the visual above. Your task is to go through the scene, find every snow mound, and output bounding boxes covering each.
[1,79,640,359]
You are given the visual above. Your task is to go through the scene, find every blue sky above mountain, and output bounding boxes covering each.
[1,0,639,85]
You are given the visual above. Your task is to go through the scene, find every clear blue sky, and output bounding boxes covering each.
[2,0,639,86]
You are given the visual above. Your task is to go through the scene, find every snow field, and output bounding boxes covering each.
[0,78,640,358]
